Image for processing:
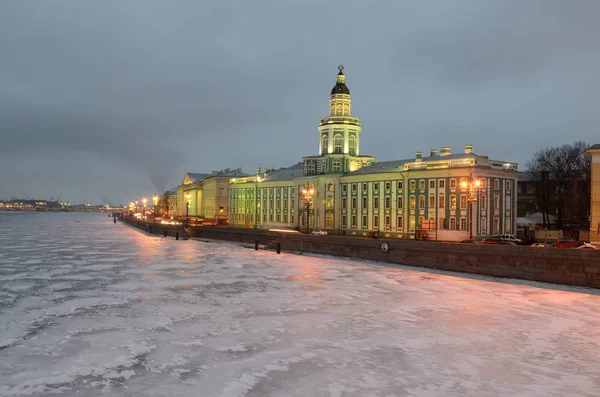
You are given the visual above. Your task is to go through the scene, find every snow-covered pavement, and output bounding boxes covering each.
[1,213,599,397]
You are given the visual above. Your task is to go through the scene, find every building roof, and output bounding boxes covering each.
[262,162,304,182]
[588,144,600,150]
[346,159,413,175]
[186,173,212,183]
[164,187,178,195]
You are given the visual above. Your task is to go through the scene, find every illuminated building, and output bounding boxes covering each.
[176,168,248,225]
[586,144,600,244]
[228,66,519,240]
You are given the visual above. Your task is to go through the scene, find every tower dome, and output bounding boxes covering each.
[330,65,350,95]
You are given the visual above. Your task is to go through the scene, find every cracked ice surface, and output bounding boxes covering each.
[1,213,599,397]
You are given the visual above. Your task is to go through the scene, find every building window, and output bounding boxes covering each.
[481,217,487,234]
[316,161,323,174]
[438,194,445,208]
[439,218,445,230]
[362,215,367,227]
[450,195,457,210]
[349,135,356,155]
[419,180,425,190]
[505,180,511,191]
[374,197,379,209]
[333,159,341,171]
[322,135,328,154]
[362,183,367,191]
[460,217,467,230]
[327,183,334,192]
[410,180,416,190]
[374,182,379,191]
[385,182,391,191]
[450,217,456,230]
[362,196,367,208]
[385,216,391,231]
[506,197,511,210]
[374,216,379,228]
[326,213,333,228]
[385,197,391,209]
[460,178,467,189]
[352,197,357,209]
[410,196,416,209]
[342,197,347,209]
[398,181,403,190]
[429,180,436,189]
[460,195,467,209]
[409,216,416,230]
[419,195,425,208]
[342,184,347,192]
[342,215,347,228]
[494,193,499,210]
[397,196,404,208]
[439,179,445,189]
[352,183,357,191]
[334,134,344,153]
[481,195,487,210]
[450,179,457,189]
[429,195,435,207]
[494,179,500,190]
[397,216,403,231]
[493,216,499,233]
[308,161,315,173]
[352,215,357,228]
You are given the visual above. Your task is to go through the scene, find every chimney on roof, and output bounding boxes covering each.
[440,147,451,156]
[430,149,437,157]
[415,151,422,162]
[464,144,473,154]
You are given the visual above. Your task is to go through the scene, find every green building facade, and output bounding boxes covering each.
[228,66,519,240]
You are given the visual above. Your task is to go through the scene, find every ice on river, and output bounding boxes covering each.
[1,212,599,397]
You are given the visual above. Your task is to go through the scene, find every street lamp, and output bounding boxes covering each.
[142,198,147,220]
[461,178,481,240]
[185,193,191,227]
[153,195,158,223]
[301,184,315,233]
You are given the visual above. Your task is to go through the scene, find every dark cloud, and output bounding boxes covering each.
[1,0,599,204]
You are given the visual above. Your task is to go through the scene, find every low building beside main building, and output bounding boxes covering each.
[228,66,519,240]
[176,168,248,225]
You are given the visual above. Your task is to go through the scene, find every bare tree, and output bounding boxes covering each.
[525,141,590,229]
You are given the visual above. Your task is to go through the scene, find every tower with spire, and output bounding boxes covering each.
[303,65,375,175]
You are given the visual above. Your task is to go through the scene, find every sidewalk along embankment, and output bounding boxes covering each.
[186,226,600,289]
[121,216,187,238]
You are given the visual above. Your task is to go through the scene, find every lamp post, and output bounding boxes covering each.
[185,193,191,227]
[153,195,158,223]
[461,178,481,240]
[301,184,315,234]
[142,198,147,220]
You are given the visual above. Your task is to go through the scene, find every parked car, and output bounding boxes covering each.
[531,243,552,248]
[499,234,523,244]
[551,237,583,248]
[311,229,328,236]
[576,243,598,250]
[480,237,501,245]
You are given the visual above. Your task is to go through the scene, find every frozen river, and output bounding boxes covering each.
[1,212,599,397]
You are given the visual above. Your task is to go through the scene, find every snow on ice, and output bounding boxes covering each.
[0,212,599,396]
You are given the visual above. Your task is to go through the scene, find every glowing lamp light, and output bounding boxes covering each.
[153,195,158,205]
[461,181,468,188]
[474,179,481,187]
[142,198,147,206]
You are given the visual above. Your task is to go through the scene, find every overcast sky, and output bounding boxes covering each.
[1,0,598,205]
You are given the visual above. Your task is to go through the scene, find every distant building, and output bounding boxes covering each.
[228,66,519,240]
[177,168,249,225]
[160,187,178,219]
[586,144,600,244]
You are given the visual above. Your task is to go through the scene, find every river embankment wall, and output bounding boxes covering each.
[185,227,600,289]
[121,216,186,238]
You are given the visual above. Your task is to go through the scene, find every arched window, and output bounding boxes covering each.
[336,105,342,115]
[326,212,334,228]
[343,104,349,116]
[330,104,335,115]
[333,134,344,153]
[308,161,315,173]
[322,135,328,154]
[333,159,341,171]
[348,135,356,155]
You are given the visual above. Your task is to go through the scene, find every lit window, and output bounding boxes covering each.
[348,135,356,155]
[409,216,416,230]
[460,195,467,209]
[438,194,445,208]
[410,180,416,190]
[419,195,425,208]
[410,196,416,209]
[450,195,457,210]
[429,195,435,207]
[322,135,328,154]
[333,159,341,171]
[419,180,425,190]
[334,135,344,153]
